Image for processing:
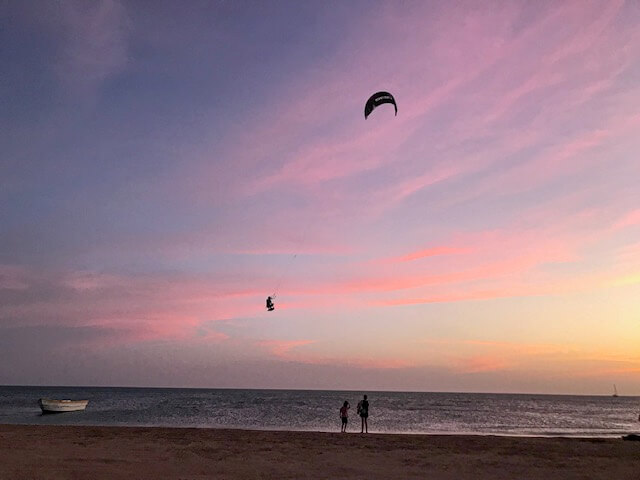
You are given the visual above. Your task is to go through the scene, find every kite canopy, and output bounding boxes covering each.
[364,91,397,119]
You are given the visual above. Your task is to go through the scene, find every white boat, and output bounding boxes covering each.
[38,398,89,413]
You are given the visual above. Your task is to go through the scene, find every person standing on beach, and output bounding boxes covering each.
[357,394,369,433]
[339,401,350,432]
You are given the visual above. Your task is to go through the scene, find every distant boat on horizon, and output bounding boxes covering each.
[612,384,619,398]
[38,398,88,414]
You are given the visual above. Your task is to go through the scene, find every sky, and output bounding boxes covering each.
[1,0,639,394]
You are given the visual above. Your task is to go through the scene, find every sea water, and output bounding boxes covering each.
[0,386,638,437]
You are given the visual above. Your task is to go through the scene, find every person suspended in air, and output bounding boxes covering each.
[266,296,275,311]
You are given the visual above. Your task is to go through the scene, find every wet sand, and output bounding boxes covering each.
[1,424,638,479]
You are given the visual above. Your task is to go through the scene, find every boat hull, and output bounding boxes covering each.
[38,398,89,413]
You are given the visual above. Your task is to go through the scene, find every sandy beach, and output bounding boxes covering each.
[1,425,638,479]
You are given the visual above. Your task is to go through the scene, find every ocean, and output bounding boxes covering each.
[1,386,638,437]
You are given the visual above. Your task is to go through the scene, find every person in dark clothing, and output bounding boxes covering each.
[266,296,274,311]
[357,394,369,433]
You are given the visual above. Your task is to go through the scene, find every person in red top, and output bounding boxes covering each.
[339,401,350,432]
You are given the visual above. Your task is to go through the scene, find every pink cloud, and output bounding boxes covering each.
[6,195,624,343]
[411,338,638,381]
[386,246,472,263]
[457,128,610,203]
[545,0,624,64]
[569,359,640,378]
[257,338,413,369]
[0,265,268,347]
[347,228,580,294]
[257,339,315,359]
[380,289,522,307]
[612,209,640,230]
[377,261,639,307]
[242,216,600,312]
[0,265,31,290]
[419,338,577,357]
[484,0,628,125]
[46,316,231,353]
[61,271,132,291]
[614,241,640,264]
[331,356,414,370]
[177,1,583,205]
[455,355,511,374]
[147,0,640,265]
[133,0,638,229]
[294,13,634,228]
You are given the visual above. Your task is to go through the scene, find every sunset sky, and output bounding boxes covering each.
[2,0,639,394]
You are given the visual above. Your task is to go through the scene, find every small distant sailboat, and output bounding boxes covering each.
[612,384,619,398]
[38,398,89,413]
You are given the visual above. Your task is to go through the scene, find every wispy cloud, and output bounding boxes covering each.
[385,246,472,263]
[257,339,315,359]
[53,0,131,93]
[257,338,412,369]
[0,265,31,290]
[612,209,640,231]
[0,264,262,346]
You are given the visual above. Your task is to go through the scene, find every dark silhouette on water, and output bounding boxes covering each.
[266,296,274,311]
[357,394,369,433]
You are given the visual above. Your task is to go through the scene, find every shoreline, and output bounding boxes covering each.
[2,421,635,439]
[2,424,639,479]
[0,422,640,439]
